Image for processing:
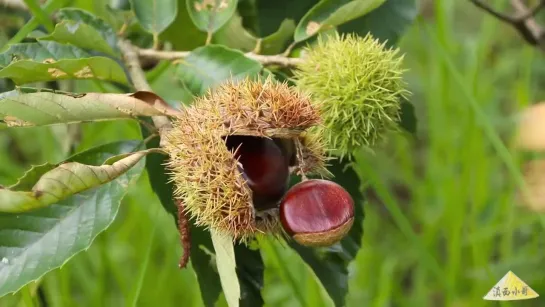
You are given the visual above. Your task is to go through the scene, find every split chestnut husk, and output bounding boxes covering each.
[163,76,329,242]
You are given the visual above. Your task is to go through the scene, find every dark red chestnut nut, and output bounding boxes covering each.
[279,179,354,247]
[273,138,297,166]
[225,135,290,210]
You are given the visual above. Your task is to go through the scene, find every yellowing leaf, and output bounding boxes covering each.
[0,148,160,213]
[0,41,128,85]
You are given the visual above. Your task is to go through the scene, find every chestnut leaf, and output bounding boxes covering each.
[0,140,146,297]
[130,0,178,37]
[251,0,318,37]
[213,15,296,55]
[338,0,418,46]
[186,0,239,34]
[0,147,159,213]
[176,44,263,96]
[0,41,128,85]
[39,9,120,57]
[159,0,208,51]
[0,88,170,127]
[294,0,385,43]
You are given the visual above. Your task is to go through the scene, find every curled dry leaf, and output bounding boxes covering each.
[515,102,545,151]
[0,149,160,213]
[129,91,182,116]
[517,159,545,212]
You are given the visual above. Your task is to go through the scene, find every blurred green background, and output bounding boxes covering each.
[1,0,545,306]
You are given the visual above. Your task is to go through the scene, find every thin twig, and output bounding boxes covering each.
[118,38,190,268]
[511,0,544,41]
[117,39,172,136]
[137,48,304,68]
[470,0,517,22]
[469,0,545,50]
[514,0,545,20]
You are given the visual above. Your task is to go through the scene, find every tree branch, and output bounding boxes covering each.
[119,39,192,269]
[117,39,172,136]
[469,0,545,50]
[137,48,304,68]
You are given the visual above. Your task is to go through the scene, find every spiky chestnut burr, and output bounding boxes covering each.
[294,32,410,157]
[162,76,329,242]
[279,179,355,246]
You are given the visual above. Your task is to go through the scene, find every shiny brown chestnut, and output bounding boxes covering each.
[279,179,355,246]
[225,135,290,210]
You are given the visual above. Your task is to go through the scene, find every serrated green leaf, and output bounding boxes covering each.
[211,229,240,307]
[338,0,417,45]
[147,62,195,104]
[0,148,158,213]
[214,15,295,55]
[0,89,166,127]
[176,44,263,96]
[0,140,145,297]
[186,0,238,34]
[288,158,365,307]
[212,14,257,52]
[130,0,178,36]
[0,41,128,84]
[104,3,136,32]
[55,8,119,53]
[39,9,120,58]
[0,41,90,67]
[160,0,207,50]
[39,21,117,57]
[294,0,385,42]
